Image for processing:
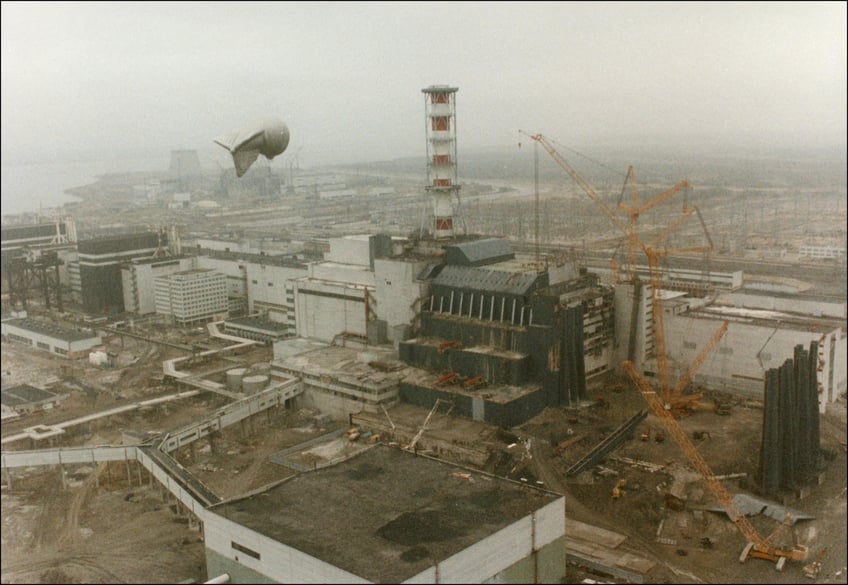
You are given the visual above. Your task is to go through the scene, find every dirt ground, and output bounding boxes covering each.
[2,333,846,584]
[0,333,357,584]
[516,379,848,584]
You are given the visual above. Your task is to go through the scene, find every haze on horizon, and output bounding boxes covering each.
[1,1,846,171]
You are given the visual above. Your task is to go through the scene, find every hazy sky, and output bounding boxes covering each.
[2,1,846,169]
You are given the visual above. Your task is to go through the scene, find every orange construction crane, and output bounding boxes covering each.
[621,359,809,570]
[639,205,726,410]
[617,165,691,283]
[519,131,629,275]
[520,130,723,411]
[667,320,729,413]
[520,131,692,283]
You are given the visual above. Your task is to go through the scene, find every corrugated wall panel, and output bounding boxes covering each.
[438,516,532,583]
[534,497,566,548]
[402,566,437,584]
[2,446,138,468]
[205,513,370,583]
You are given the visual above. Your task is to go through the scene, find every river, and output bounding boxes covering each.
[1,156,170,217]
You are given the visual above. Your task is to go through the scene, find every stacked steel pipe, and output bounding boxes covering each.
[759,342,821,495]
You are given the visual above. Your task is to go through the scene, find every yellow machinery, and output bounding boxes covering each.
[612,478,627,499]
[622,360,809,570]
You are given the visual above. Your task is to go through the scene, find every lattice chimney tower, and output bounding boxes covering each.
[422,85,460,239]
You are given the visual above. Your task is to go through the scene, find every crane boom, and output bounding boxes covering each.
[520,132,628,235]
[407,398,452,452]
[620,179,691,216]
[622,359,809,568]
[669,320,729,404]
[645,248,671,397]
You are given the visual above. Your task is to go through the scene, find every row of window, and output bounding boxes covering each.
[6,333,68,355]
[682,340,739,357]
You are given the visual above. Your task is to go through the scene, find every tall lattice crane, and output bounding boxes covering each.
[519,131,628,262]
[621,359,809,569]
[519,131,691,283]
[617,165,691,282]
[520,130,723,410]
[640,208,727,411]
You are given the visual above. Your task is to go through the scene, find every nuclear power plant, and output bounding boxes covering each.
[1,84,846,584]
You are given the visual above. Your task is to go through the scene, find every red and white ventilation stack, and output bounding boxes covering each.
[422,85,460,239]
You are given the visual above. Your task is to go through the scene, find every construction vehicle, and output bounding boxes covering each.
[463,375,487,390]
[612,478,627,499]
[692,430,712,445]
[593,396,611,409]
[436,371,460,385]
[803,547,827,579]
[622,359,809,570]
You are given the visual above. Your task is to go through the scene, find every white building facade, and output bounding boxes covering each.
[154,269,228,325]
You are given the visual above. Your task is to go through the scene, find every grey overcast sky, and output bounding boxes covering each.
[1,1,846,168]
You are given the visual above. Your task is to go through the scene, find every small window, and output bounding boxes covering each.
[231,541,261,560]
[718,346,733,355]
[683,341,697,350]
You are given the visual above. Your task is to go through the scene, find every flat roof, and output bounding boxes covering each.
[691,305,845,332]
[733,288,847,303]
[277,346,411,388]
[210,444,559,583]
[224,315,288,334]
[432,264,542,296]
[190,248,308,269]
[401,361,542,404]
[4,319,99,343]
[1,384,58,406]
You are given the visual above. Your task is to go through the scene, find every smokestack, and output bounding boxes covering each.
[422,85,459,239]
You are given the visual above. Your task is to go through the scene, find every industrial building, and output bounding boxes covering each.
[169,149,203,191]
[397,238,614,427]
[0,318,101,358]
[204,445,566,584]
[1,384,68,418]
[2,82,846,585]
[271,233,615,427]
[115,245,310,326]
[292,235,381,343]
[121,255,196,315]
[1,220,77,312]
[223,315,290,344]
[663,298,846,410]
[71,230,170,314]
[0,220,76,253]
[274,344,409,418]
[154,268,228,325]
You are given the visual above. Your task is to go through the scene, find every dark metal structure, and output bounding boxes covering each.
[565,410,648,477]
[0,250,63,311]
[759,342,821,495]
[398,240,599,427]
